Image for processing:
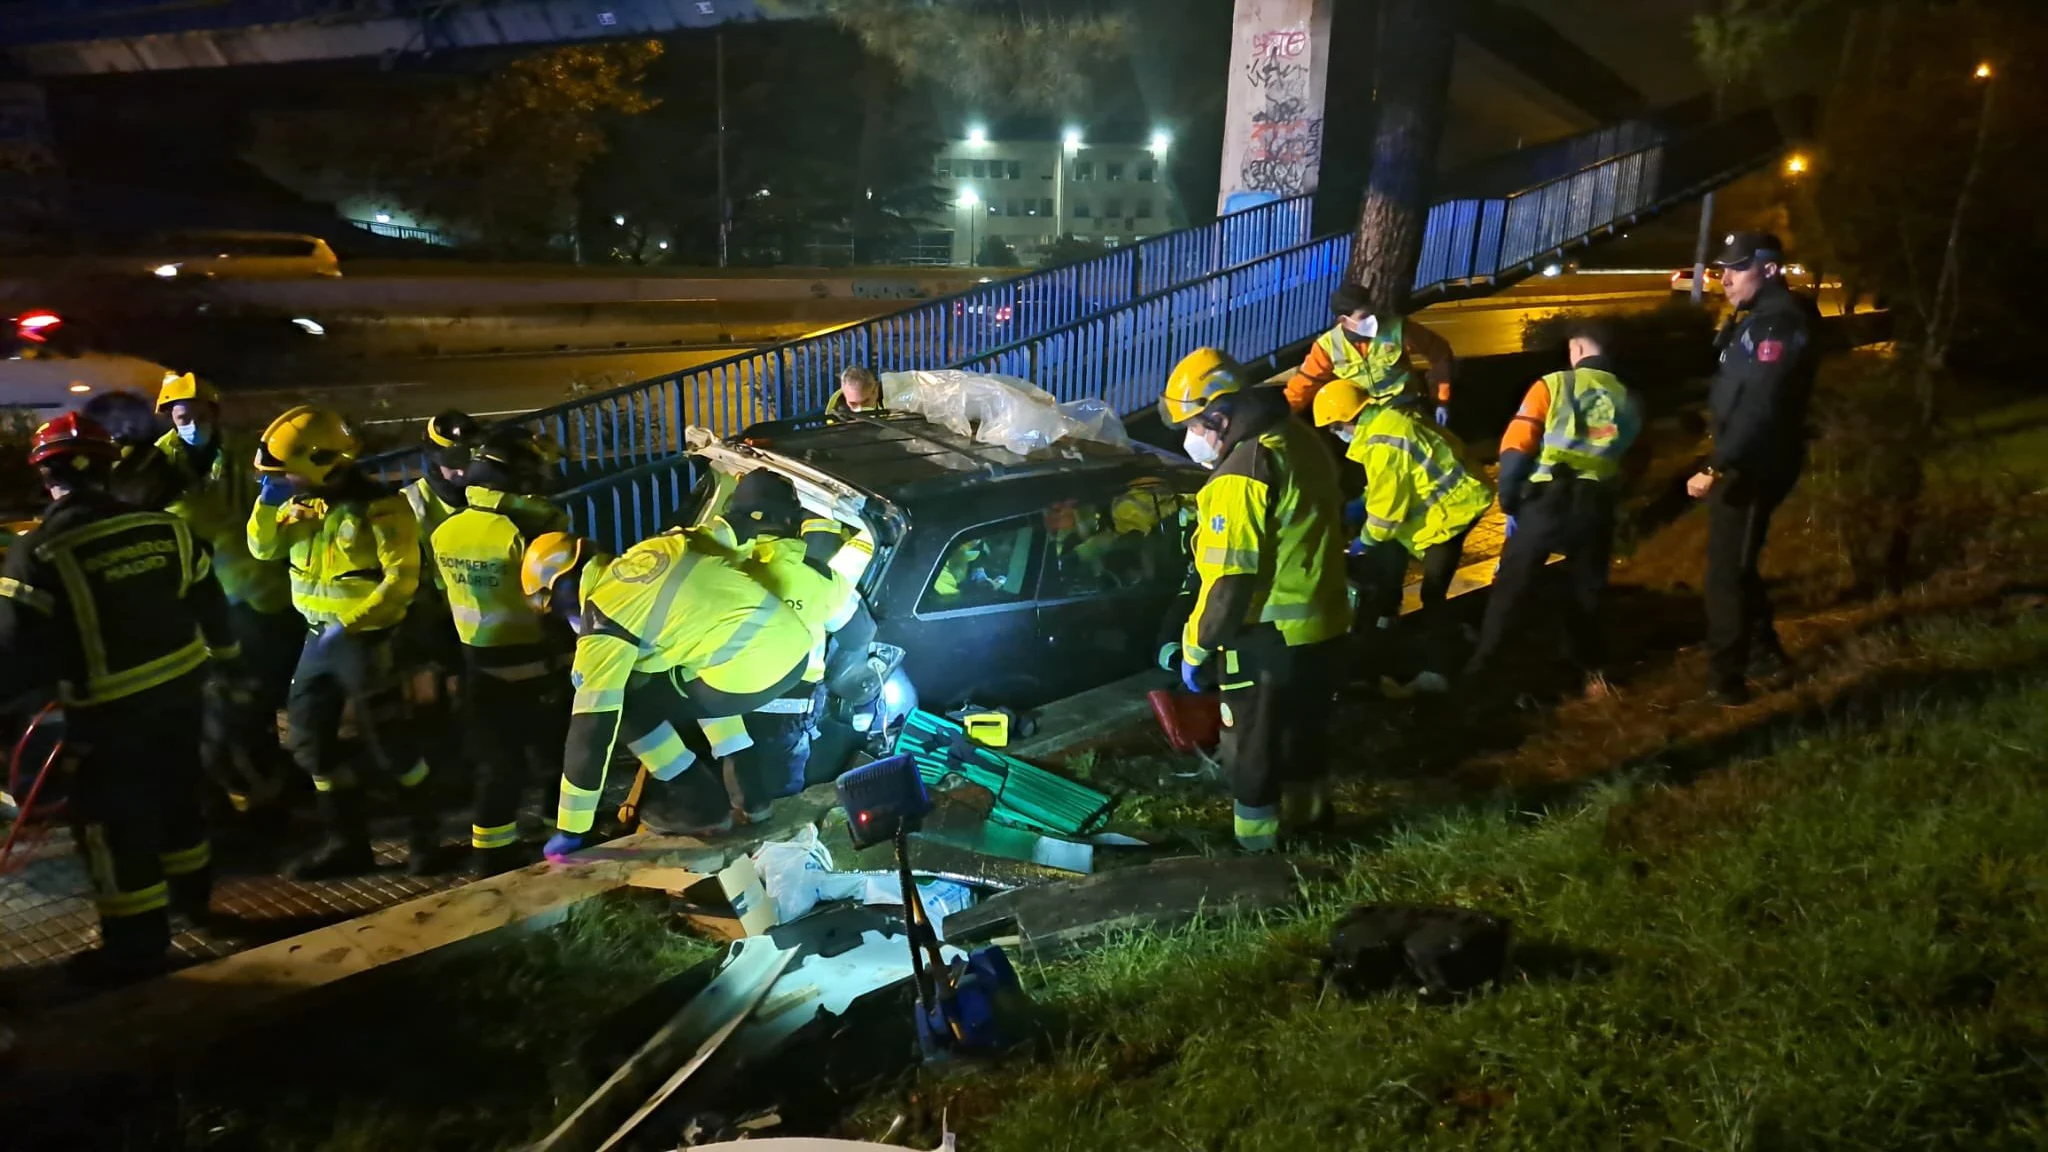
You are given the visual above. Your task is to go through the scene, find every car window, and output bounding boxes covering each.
[1039,482,1190,601]
[918,516,1040,614]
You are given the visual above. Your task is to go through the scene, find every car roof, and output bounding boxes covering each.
[160,229,325,243]
[739,412,1187,508]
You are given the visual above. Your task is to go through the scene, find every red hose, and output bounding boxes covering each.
[0,704,63,873]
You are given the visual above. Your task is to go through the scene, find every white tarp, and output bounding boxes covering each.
[880,369,1129,457]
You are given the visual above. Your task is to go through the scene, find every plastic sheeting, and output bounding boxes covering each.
[880,370,1130,456]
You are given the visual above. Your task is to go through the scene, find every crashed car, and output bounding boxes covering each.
[674,409,1202,768]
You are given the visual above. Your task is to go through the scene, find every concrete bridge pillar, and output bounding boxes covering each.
[1215,0,1336,216]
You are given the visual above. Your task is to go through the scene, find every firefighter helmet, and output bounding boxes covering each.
[424,409,482,470]
[1157,347,1246,428]
[155,371,218,413]
[28,412,121,470]
[254,405,360,486]
[521,531,596,614]
[1311,379,1376,428]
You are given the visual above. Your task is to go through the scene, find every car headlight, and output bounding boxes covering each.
[291,317,326,336]
[152,263,180,279]
[1541,263,1562,277]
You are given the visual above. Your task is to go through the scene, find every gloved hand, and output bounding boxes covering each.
[1346,537,1368,557]
[1181,654,1221,694]
[1157,641,1181,672]
[544,831,585,862]
[1341,498,1366,531]
[257,474,296,507]
[1435,405,1451,428]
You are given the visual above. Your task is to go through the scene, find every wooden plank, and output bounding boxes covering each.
[3,784,842,1100]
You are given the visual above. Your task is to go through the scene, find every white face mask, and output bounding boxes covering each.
[1345,314,1379,340]
[1183,427,1221,468]
[1332,426,1354,444]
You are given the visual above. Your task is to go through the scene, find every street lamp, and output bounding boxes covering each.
[958,188,980,265]
[1975,61,1993,80]
[1149,130,1172,158]
[1062,127,1083,154]
[968,125,988,147]
[613,214,626,226]
[1784,153,1809,177]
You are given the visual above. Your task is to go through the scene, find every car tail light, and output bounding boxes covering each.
[16,309,61,343]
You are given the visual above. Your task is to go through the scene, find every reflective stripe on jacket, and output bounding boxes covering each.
[738,533,858,683]
[249,482,420,631]
[1533,367,1640,483]
[568,530,812,715]
[1318,317,1413,402]
[432,487,568,650]
[1349,405,1494,556]
[1186,414,1350,652]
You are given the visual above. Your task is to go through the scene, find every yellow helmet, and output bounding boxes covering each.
[1311,379,1375,428]
[1157,347,1245,428]
[522,531,595,613]
[254,405,359,486]
[155,372,217,413]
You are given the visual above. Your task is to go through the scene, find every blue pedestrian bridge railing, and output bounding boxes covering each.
[557,232,1351,555]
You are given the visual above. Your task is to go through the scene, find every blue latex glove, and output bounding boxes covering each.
[544,831,585,862]
[1180,657,1207,695]
[1346,537,1368,557]
[1341,498,1366,531]
[1435,405,1451,427]
[257,474,295,506]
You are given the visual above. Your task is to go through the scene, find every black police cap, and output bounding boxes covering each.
[1709,231,1787,269]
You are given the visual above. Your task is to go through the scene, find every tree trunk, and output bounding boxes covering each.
[1347,0,1457,313]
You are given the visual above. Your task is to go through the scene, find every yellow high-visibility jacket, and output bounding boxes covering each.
[155,429,292,615]
[1348,404,1494,557]
[248,474,420,632]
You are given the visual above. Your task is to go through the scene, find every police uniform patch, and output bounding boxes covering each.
[609,547,671,585]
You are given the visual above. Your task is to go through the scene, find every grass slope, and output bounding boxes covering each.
[888,612,2048,1149]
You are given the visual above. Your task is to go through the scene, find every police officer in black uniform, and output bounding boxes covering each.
[1687,231,1823,703]
[0,413,237,982]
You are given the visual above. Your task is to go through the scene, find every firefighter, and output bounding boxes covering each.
[248,405,441,878]
[521,527,813,858]
[430,426,570,875]
[721,471,859,817]
[0,414,237,982]
[404,410,483,565]
[1159,348,1351,852]
[1465,320,1643,696]
[1284,284,1457,427]
[155,373,302,814]
[1310,378,1494,692]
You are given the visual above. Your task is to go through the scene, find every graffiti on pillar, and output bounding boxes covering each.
[1239,22,1323,197]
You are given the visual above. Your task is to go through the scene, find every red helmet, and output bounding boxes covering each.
[29,412,121,469]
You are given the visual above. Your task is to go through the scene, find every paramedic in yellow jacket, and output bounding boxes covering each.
[248,405,442,879]
[1312,379,1494,693]
[521,527,813,858]
[720,471,860,818]
[429,426,570,876]
[155,373,302,814]
[1159,348,1351,853]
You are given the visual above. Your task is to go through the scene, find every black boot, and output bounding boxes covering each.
[467,843,523,879]
[284,787,375,880]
